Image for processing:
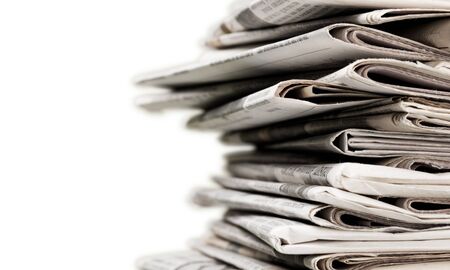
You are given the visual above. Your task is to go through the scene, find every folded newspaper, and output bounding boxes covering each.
[135,69,334,111]
[267,128,450,158]
[218,0,450,32]
[193,188,450,230]
[214,177,450,216]
[222,111,450,144]
[228,162,450,197]
[212,176,450,221]
[136,57,450,112]
[187,80,381,131]
[222,93,450,145]
[224,211,450,254]
[135,25,450,87]
[319,58,450,101]
[225,150,450,172]
[207,221,450,270]
[193,242,287,270]
[209,9,450,48]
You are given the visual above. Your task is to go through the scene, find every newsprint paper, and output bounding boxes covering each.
[207,221,450,270]
[219,0,450,32]
[187,80,381,131]
[225,211,450,254]
[225,150,450,172]
[135,69,333,111]
[209,9,450,48]
[135,25,450,87]
[221,97,450,146]
[267,128,450,158]
[228,162,450,198]
[319,58,450,101]
[213,176,450,223]
[193,188,450,230]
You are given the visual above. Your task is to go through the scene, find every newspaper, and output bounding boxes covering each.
[225,150,450,173]
[219,0,450,32]
[187,80,381,131]
[267,128,450,158]
[212,176,450,223]
[193,188,446,231]
[134,24,450,87]
[135,70,334,111]
[221,110,450,144]
[319,58,450,101]
[225,211,450,254]
[203,236,280,266]
[209,9,450,48]
[210,221,450,270]
[227,162,450,198]
[193,242,288,270]
[136,250,236,270]
[210,221,308,267]
[221,96,450,145]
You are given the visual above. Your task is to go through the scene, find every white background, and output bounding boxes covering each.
[0,1,236,269]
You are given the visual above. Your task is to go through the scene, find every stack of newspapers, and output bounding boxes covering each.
[135,1,450,269]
